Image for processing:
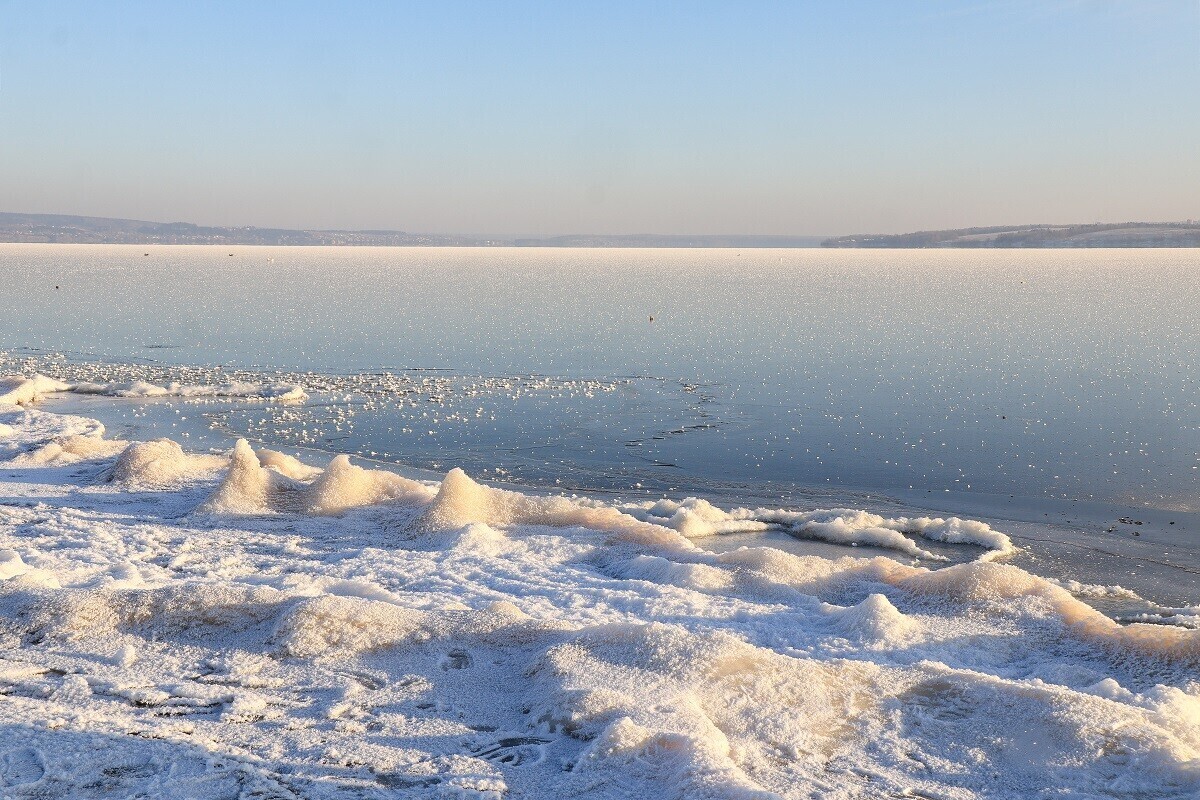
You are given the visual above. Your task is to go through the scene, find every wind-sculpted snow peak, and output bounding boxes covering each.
[199,439,435,515]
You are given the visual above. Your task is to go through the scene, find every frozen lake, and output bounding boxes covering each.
[3,244,1200,798]
[5,243,1199,509]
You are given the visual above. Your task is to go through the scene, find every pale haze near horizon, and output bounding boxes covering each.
[0,0,1197,237]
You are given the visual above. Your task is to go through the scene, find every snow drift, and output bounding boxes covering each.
[0,405,1196,799]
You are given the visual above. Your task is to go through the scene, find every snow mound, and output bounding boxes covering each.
[305,454,432,514]
[72,379,174,398]
[900,562,1200,660]
[902,515,1016,560]
[0,550,61,588]
[0,582,287,642]
[273,596,433,657]
[199,438,283,513]
[822,593,921,645]
[417,468,688,548]
[528,622,882,796]
[107,438,228,489]
[606,554,737,593]
[11,433,129,466]
[201,440,433,515]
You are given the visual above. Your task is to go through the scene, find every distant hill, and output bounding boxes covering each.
[513,233,825,248]
[0,213,500,246]
[0,212,824,248]
[822,222,1200,248]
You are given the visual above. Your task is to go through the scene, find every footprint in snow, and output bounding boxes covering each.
[335,668,387,690]
[470,736,551,767]
[1,747,45,786]
[377,773,443,789]
[440,649,473,670]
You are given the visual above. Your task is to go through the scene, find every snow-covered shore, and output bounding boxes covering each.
[0,382,1198,798]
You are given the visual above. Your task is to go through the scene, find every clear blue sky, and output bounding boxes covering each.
[1,1,1197,235]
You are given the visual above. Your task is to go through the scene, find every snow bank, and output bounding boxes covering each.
[899,561,1200,660]
[0,405,1195,799]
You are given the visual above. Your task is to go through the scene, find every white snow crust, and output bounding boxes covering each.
[0,402,1197,799]
[0,373,307,406]
[621,497,1017,560]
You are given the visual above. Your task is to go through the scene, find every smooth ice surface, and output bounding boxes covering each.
[4,244,1200,510]
[0,404,1197,798]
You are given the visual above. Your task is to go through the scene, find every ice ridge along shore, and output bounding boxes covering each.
[0,372,309,406]
[0,384,1197,798]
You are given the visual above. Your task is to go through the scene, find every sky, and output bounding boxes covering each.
[0,1,1197,236]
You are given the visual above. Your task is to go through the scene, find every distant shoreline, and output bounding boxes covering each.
[0,212,823,248]
[822,222,1200,249]
[2,212,1198,248]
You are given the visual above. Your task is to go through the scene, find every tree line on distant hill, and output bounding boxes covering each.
[822,222,1200,248]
